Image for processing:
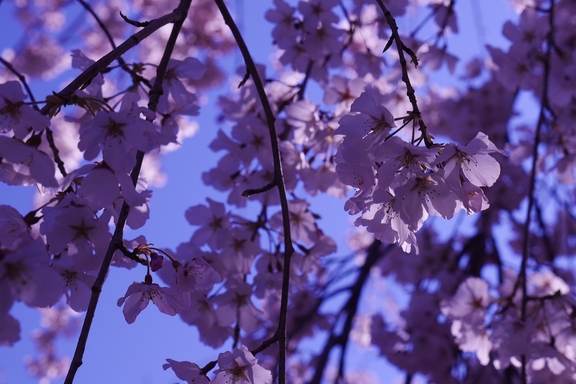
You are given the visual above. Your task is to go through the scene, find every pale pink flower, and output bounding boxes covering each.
[0,205,32,250]
[41,201,110,272]
[436,132,503,188]
[302,24,342,60]
[0,81,50,139]
[78,93,158,173]
[116,281,188,324]
[528,270,570,297]
[502,8,549,56]
[163,359,209,384]
[213,282,262,333]
[0,312,21,346]
[185,198,231,250]
[393,171,459,231]
[78,163,121,209]
[418,43,459,74]
[323,76,365,114]
[298,0,339,30]
[450,320,492,365]
[265,0,297,47]
[176,257,221,292]
[52,257,96,312]
[0,239,64,308]
[179,291,232,348]
[335,87,396,142]
[0,136,58,188]
[269,198,317,246]
[213,345,272,384]
[441,277,493,324]
[285,99,321,145]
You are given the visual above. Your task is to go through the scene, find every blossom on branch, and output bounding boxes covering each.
[116,281,188,324]
[213,345,272,384]
[0,81,50,139]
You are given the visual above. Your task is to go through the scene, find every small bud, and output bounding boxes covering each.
[150,252,164,272]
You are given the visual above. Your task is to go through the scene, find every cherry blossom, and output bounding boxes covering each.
[116,281,188,324]
[213,345,272,384]
[0,81,50,139]
[0,136,58,188]
[0,239,64,308]
[163,359,209,384]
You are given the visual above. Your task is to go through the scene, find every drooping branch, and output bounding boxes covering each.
[41,4,186,114]
[63,1,192,382]
[516,3,554,382]
[0,56,69,177]
[375,0,434,148]
[309,240,388,384]
[75,0,152,89]
[213,1,295,382]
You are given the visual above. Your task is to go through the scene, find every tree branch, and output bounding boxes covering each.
[63,1,192,382]
[375,0,434,148]
[517,2,554,382]
[309,240,388,384]
[75,0,152,89]
[213,1,295,382]
[41,4,185,114]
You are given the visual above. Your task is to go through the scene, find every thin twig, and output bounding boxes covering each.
[45,128,68,176]
[517,2,554,382]
[120,11,151,27]
[0,56,38,106]
[63,1,192,382]
[76,0,152,88]
[0,56,69,176]
[41,7,184,114]
[375,0,434,148]
[213,1,295,382]
[434,0,456,44]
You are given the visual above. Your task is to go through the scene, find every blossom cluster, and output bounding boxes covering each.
[0,0,575,383]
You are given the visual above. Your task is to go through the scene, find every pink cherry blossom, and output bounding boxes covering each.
[335,87,396,142]
[213,281,262,333]
[269,198,317,246]
[0,239,64,308]
[265,0,297,47]
[0,81,50,139]
[0,205,32,250]
[436,132,504,188]
[116,281,188,324]
[163,359,209,384]
[213,345,272,384]
[0,136,58,188]
[441,277,493,324]
[185,198,231,250]
[175,257,221,292]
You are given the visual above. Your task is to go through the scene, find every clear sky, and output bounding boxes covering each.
[0,1,517,383]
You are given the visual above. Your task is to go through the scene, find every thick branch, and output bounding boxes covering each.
[309,241,387,384]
